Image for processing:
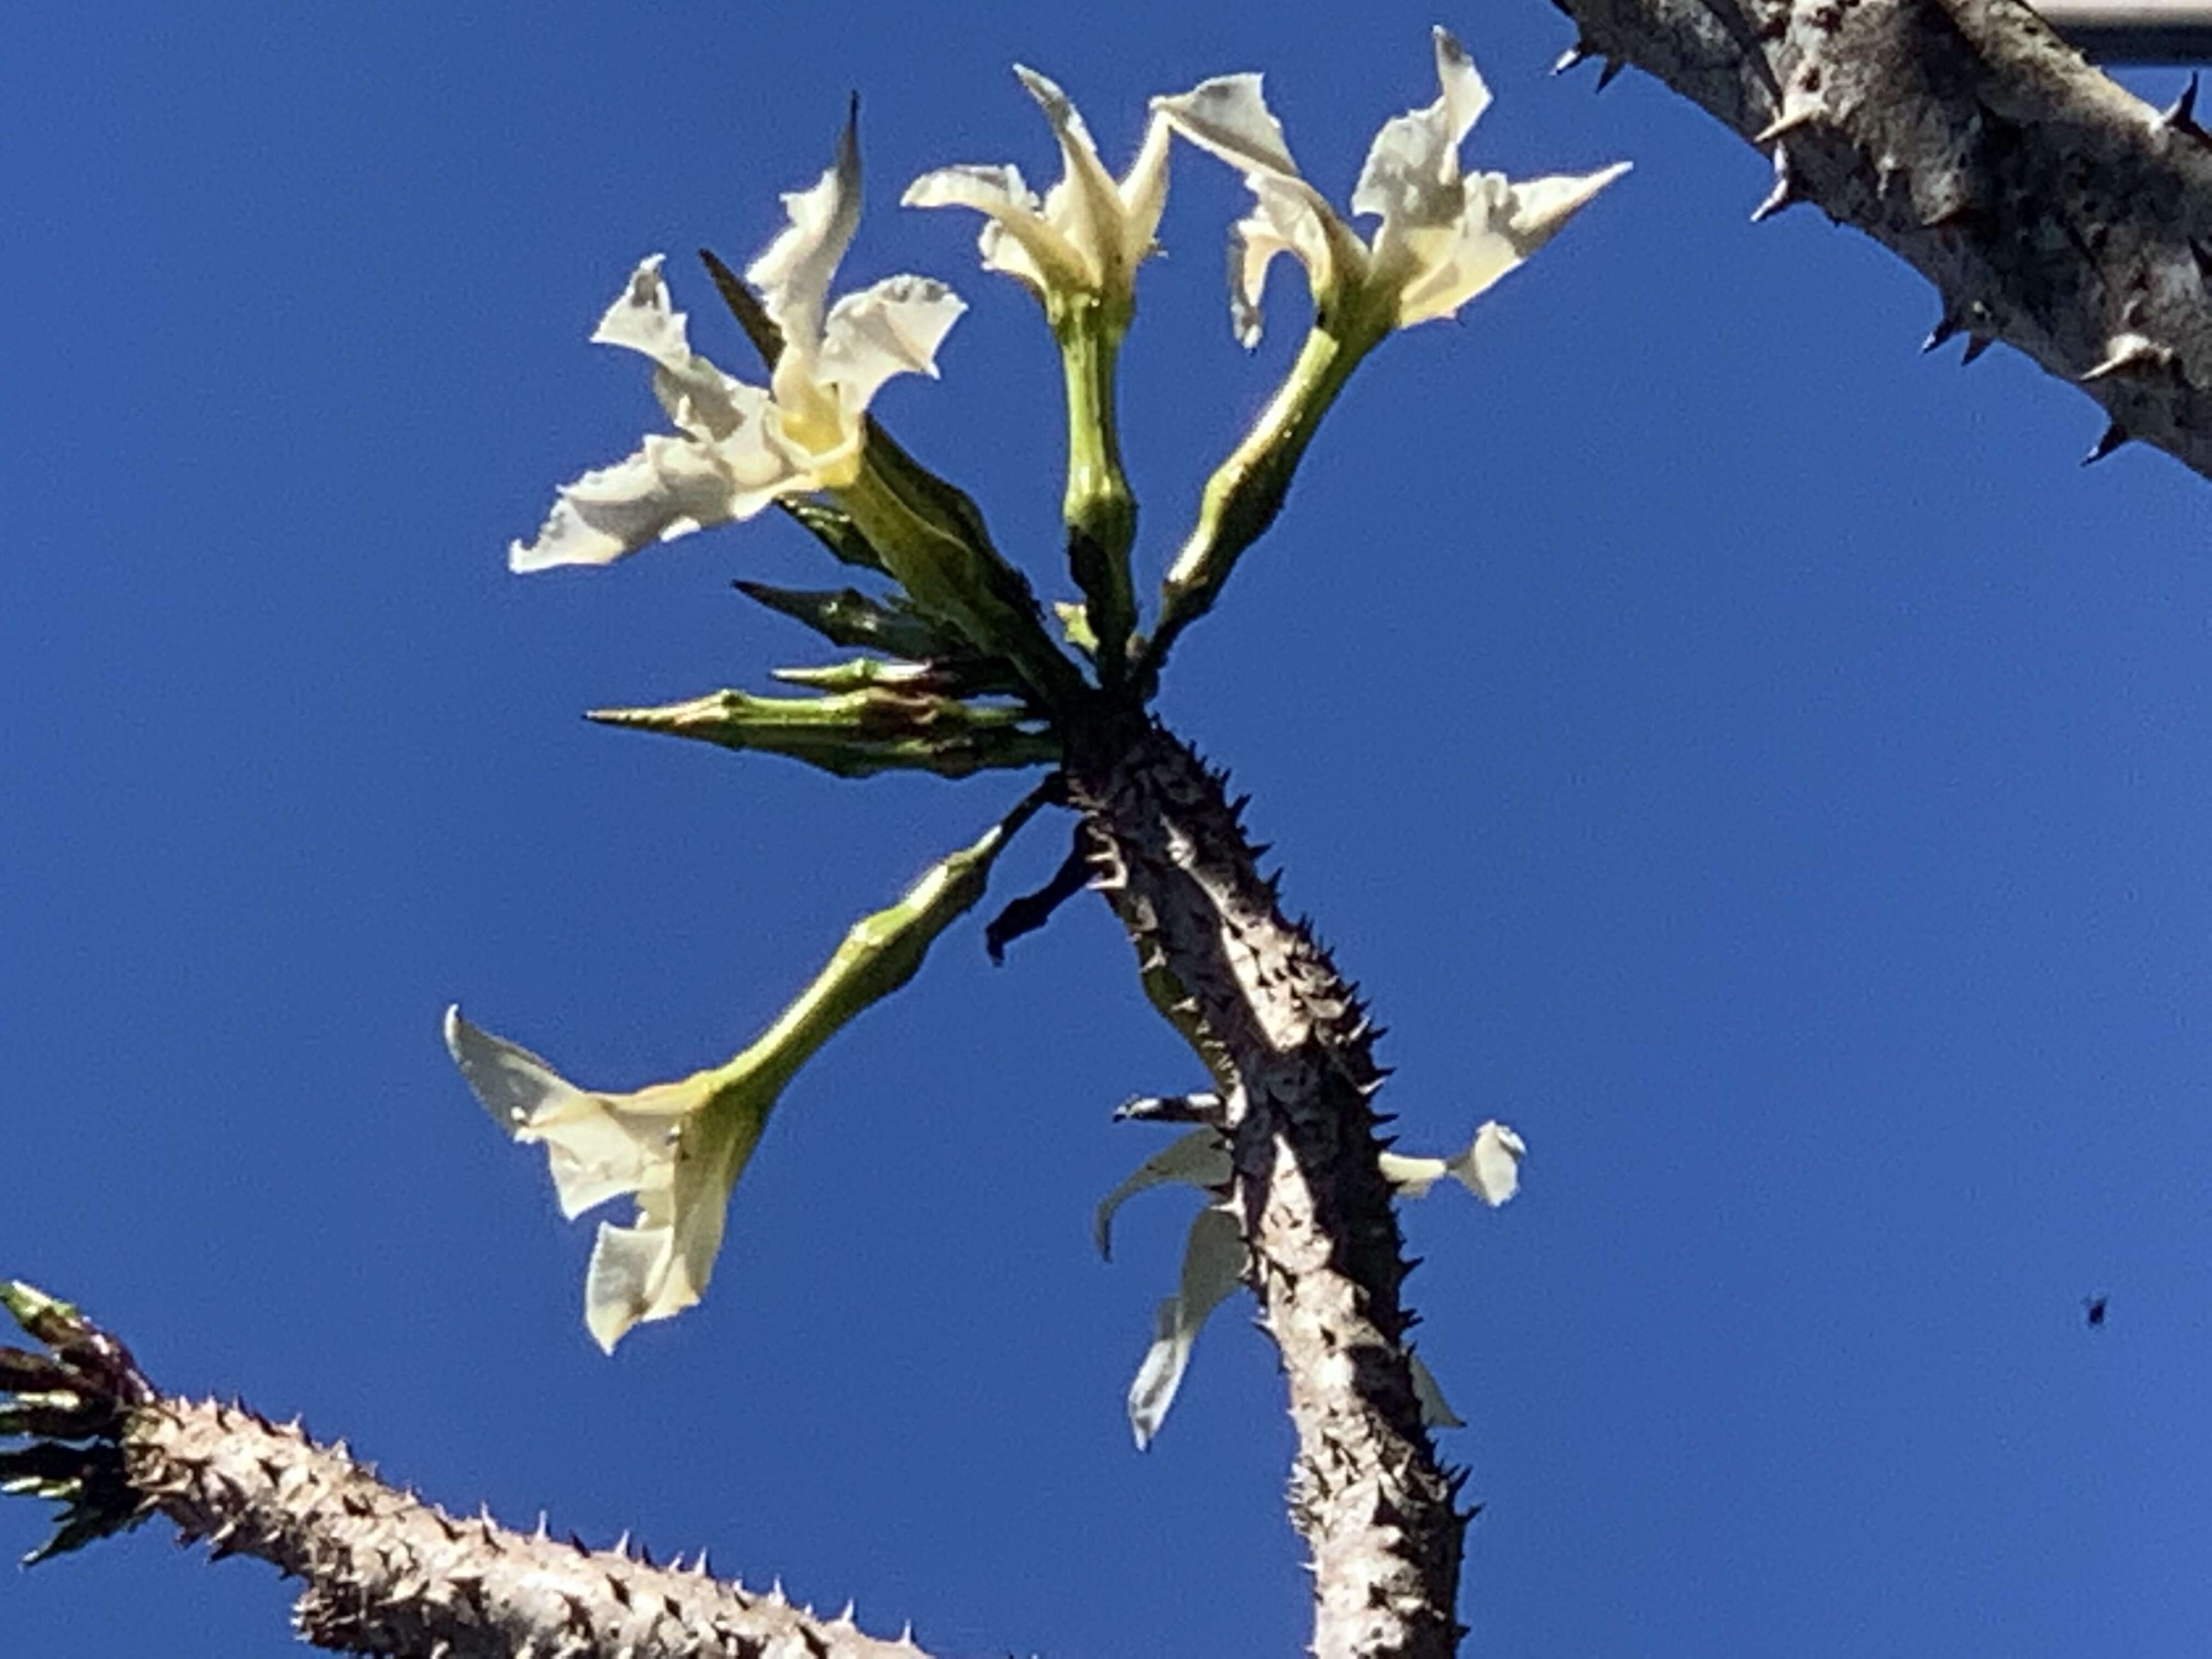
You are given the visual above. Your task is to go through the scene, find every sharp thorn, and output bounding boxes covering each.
[1752,106,1818,145]
[2082,420,2131,465]
[2162,72,2209,142]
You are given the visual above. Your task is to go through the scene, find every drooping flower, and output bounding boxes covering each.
[445,1008,772,1353]
[511,115,967,572]
[903,67,1171,324]
[1098,1118,1526,1447]
[1154,27,1629,347]
[446,814,1026,1352]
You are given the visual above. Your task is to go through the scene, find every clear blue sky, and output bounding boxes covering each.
[5,4,2207,1655]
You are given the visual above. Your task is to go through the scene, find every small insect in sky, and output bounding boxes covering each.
[2084,1294,2109,1329]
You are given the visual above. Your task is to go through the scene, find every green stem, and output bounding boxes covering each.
[712,788,1053,1104]
[1135,320,1382,697]
[1055,303,1138,690]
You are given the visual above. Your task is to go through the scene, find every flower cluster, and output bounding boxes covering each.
[472,28,1614,1379]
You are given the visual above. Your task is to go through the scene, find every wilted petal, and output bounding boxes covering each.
[817,275,967,413]
[748,110,863,362]
[1127,1205,1245,1449]
[1094,1127,1234,1260]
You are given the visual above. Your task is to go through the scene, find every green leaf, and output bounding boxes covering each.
[734,580,954,660]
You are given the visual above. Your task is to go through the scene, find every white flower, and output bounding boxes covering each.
[1099,1118,1524,1446]
[1377,1119,1527,1204]
[1153,27,1629,347]
[445,1007,770,1352]
[512,117,968,572]
[904,67,1171,320]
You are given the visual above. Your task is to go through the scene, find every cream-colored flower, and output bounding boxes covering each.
[904,67,1171,321]
[1378,1119,1527,1204]
[1099,1117,1523,1447]
[1154,27,1629,347]
[445,1007,771,1352]
[512,117,966,572]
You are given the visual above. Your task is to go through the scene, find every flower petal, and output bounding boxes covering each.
[817,274,967,414]
[1449,1120,1526,1206]
[1153,72,1301,180]
[584,1213,683,1355]
[904,161,1087,296]
[586,257,764,442]
[1127,1204,1245,1449]
[1013,65,1126,289]
[1094,1127,1234,1260]
[1503,162,1634,255]
[1156,72,1356,341]
[1392,162,1628,327]
[444,1006,589,1136]
[1227,178,1336,348]
[747,108,862,362]
[507,434,753,572]
[444,1007,685,1220]
[1114,114,1175,270]
[1350,27,1492,227]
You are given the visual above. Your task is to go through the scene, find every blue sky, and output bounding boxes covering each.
[5,3,2208,1654]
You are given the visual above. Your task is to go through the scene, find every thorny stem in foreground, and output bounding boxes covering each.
[0,1287,935,1658]
[1550,0,2212,478]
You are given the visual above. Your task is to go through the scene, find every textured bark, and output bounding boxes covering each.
[1068,721,1465,1659]
[1552,0,2212,478]
[0,1294,930,1659]
[125,1398,930,1658]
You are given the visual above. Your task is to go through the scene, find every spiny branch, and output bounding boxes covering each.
[1,1286,931,1659]
[1554,0,2212,479]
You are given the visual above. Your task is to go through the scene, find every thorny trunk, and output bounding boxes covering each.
[1067,720,1467,1659]
[1553,0,2212,478]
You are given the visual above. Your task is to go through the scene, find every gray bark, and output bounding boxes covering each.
[1068,723,1464,1659]
[1554,0,2212,478]
[130,1397,929,1659]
